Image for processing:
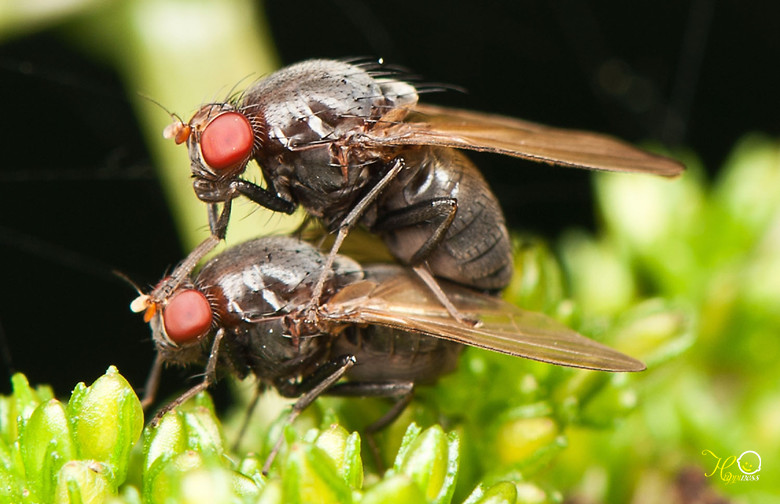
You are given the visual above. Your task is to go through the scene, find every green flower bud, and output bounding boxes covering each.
[462,482,517,504]
[230,470,264,502]
[142,409,188,492]
[506,237,565,314]
[579,374,638,427]
[607,300,694,367]
[108,485,143,504]
[0,437,23,503]
[595,158,703,253]
[2,373,53,445]
[146,450,259,504]
[143,391,223,487]
[179,401,224,456]
[393,424,459,504]
[237,454,267,488]
[360,474,427,504]
[170,465,260,504]
[712,135,780,245]
[492,409,562,467]
[256,479,283,504]
[315,424,363,489]
[143,450,236,504]
[559,231,636,316]
[594,159,704,294]
[282,440,354,504]
[20,398,76,502]
[0,431,23,482]
[67,366,144,486]
[11,372,41,419]
[514,482,552,504]
[54,460,111,504]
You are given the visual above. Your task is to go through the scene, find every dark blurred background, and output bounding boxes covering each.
[1,0,778,396]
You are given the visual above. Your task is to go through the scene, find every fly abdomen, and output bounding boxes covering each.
[332,325,463,384]
[377,147,513,290]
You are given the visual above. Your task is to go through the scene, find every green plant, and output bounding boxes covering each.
[4,1,777,501]
[550,135,780,502]
[1,227,688,503]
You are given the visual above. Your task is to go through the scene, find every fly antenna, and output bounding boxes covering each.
[138,92,182,122]
[137,93,191,144]
[113,270,154,315]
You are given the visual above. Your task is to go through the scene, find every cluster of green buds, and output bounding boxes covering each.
[544,135,780,501]
[1,367,143,503]
[135,397,554,503]
[0,218,697,504]
[4,367,568,504]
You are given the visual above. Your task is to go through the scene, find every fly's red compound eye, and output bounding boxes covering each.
[162,289,213,344]
[200,112,254,172]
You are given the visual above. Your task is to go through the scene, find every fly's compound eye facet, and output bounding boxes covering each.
[162,289,213,344]
[200,112,254,172]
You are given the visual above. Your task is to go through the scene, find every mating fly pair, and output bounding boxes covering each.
[147,59,683,308]
[133,58,682,468]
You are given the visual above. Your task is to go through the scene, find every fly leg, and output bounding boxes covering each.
[373,198,458,265]
[148,328,225,427]
[198,176,294,238]
[263,354,357,474]
[137,199,230,311]
[234,179,296,216]
[326,381,415,472]
[304,157,406,321]
[372,200,478,325]
[140,353,164,410]
[412,264,479,326]
[143,177,296,308]
[231,382,267,452]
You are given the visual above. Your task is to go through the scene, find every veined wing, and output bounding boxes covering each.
[320,269,645,372]
[364,103,683,177]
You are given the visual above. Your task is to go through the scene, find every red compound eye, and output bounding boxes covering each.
[200,112,254,172]
[162,289,213,344]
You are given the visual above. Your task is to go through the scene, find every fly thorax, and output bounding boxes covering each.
[245,319,326,381]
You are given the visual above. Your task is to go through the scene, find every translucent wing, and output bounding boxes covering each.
[319,267,645,372]
[364,103,683,177]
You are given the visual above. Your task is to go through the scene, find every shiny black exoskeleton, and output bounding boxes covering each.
[159,58,683,306]
[134,235,644,471]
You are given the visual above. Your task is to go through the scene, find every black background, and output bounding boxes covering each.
[1,0,778,397]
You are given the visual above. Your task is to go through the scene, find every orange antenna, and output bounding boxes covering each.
[138,93,191,144]
[113,269,158,321]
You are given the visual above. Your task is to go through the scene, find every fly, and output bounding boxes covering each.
[150,59,684,315]
[132,235,645,472]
